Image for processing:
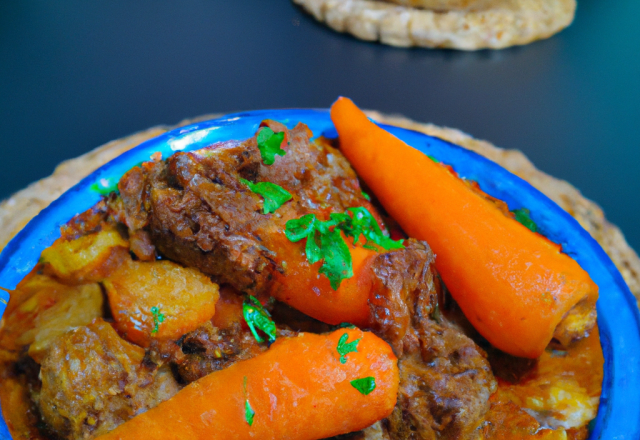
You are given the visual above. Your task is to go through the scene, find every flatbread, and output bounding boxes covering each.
[292,0,576,50]
[1,112,637,304]
[383,0,498,11]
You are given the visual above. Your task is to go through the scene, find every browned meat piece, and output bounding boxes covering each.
[173,321,265,383]
[59,199,111,241]
[113,121,368,293]
[368,239,439,358]
[388,326,496,440]
[38,319,180,440]
[169,317,303,383]
[369,240,496,440]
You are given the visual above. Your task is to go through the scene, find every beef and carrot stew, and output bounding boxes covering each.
[0,100,602,440]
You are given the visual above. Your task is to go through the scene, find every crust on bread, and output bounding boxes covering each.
[292,0,576,50]
[384,0,499,11]
[1,112,638,304]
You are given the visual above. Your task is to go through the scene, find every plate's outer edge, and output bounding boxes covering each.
[0,109,638,439]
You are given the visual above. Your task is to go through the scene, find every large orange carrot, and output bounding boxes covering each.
[96,328,399,440]
[268,231,377,326]
[331,97,598,358]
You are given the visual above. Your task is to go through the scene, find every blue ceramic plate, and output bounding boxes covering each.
[1,109,639,439]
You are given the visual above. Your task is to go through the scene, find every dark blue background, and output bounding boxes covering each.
[0,0,638,253]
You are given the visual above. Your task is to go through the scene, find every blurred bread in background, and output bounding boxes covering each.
[293,0,577,49]
[384,0,499,11]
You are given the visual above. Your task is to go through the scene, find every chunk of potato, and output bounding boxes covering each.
[0,274,67,352]
[104,259,219,347]
[41,226,129,284]
[0,274,103,362]
[28,283,104,363]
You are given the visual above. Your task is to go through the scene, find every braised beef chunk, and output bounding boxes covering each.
[369,241,496,440]
[114,121,365,293]
[388,326,496,440]
[369,240,439,358]
[148,140,272,292]
[38,319,180,440]
[173,321,265,383]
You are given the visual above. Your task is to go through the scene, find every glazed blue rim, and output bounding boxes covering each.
[0,109,639,439]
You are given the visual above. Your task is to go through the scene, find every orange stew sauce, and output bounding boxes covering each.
[483,329,603,440]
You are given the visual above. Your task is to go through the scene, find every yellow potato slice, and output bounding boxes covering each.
[104,258,219,347]
[28,283,104,363]
[41,226,129,284]
[0,274,103,362]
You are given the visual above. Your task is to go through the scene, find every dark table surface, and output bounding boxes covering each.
[1,0,638,253]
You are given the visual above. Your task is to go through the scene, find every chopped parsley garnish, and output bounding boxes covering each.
[340,207,404,251]
[245,400,255,426]
[427,155,440,163]
[350,377,376,395]
[90,178,119,196]
[317,228,353,289]
[239,178,292,214]
[335,322,356,330]
[257,127,286,165]
[243,295,277,344]
[284,208,403,290]
[512,208,538,233]
[150,306,165,334]
[361,191,371,201]
[285,214,352,290]
[337,333,361,364]
[243,376,255,426]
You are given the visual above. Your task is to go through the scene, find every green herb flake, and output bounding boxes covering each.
[284,207,403,290]
[243,295,277,344]
[427,155,440,163]
[343,207,404,251]
[350,377,376,395]
[361,191,371,201]
[337,333,361,364]
[150,306,165,334]
[90,178,119,196]
[257,127,286,165]
[335,322,356,329]
[284,214,318,241]
[239,178,292,214]
[318,229,353,290]
[512,208,538,233]
[244,399,255,426]
[243,376,255,426]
